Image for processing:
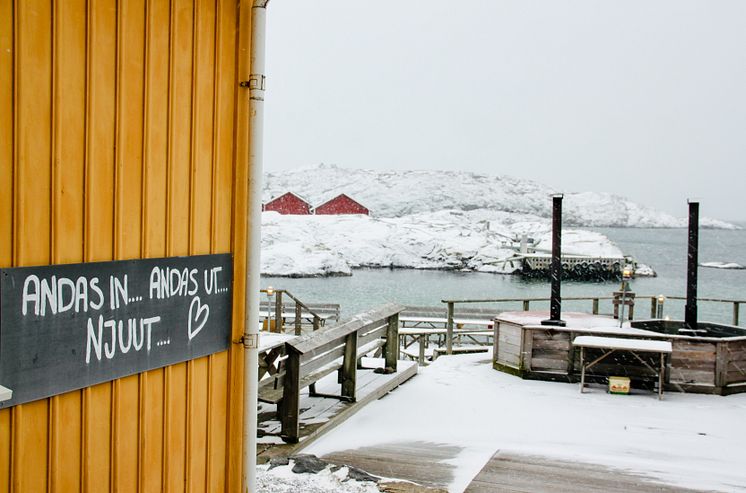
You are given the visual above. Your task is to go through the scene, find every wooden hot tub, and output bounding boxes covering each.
[493,311,746,395]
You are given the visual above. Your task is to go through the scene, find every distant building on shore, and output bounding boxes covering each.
[263,192,313,215]
[314,194,370,215]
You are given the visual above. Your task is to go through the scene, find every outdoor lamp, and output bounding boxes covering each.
[266,286,274,297]
[657,294,666,319]
[622,267,633,280]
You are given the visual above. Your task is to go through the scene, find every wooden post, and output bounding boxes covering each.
[313,315,320,331]
[715,342,727,390]
[658,353,665,400]
[579,347,585,393]
[295,303,302,335]
[522,300,530,311]
[650,297,657,319]
[280,349,301,443]
[734,302,740,326]
[592,298,599,315]
[446,302,454,355]
[385,312,399,371]
[341,332,357,401]
[567,331,575,377]
[275,290,284,332]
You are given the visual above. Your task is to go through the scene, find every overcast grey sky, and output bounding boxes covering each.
[265,1,746,221]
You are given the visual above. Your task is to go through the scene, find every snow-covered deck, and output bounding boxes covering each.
[304,352,746,492]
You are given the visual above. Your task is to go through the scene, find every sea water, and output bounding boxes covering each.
[261,227,746,326]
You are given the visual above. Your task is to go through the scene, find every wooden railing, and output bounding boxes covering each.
[440,295,746,354]
[258,304,403,443]
[259,288,340,334]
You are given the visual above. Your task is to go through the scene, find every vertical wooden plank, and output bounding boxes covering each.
[164,0,193,490]
[52,0,86,266]
[83,1,117,491]
[187,358,209,492]
[115,0,145,261]
[212,0,235,256]
[139,370,164,493]
[206,352,228,491]
[84,0,116,263]
[111,1,145,490]
[164,364,187,493]
[14,0,52,267]
[0,5,11,483]
[190,0,215,256]
[82,384,112,493]
[228,0,251,486]
[0,0,12,270]
[142,0,169,258]
[0,0,12,483]
[13,1,52,491]
[49,0,87,489]
[166,0,193,257]
[187,2,215,485]
[140,1,170,489]
[112,377,140,493]
[0,409,9,493]
[205,0,232,456]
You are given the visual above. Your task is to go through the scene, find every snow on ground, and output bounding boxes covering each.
[306,353,746,493]
[264,164,737,229]
[257,462,380,493]
[261,210,624,277]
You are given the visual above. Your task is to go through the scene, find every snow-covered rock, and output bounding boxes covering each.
[261,210,624,277]
[264,165,737,229]
[700,261,746,270]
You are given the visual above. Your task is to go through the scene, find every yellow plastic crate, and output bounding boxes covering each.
[608,376,630,394]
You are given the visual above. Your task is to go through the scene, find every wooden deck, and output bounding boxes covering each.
[257,358,418,462]
[323,447,711,492]
[466,452,711,493]
[324,441,462,489]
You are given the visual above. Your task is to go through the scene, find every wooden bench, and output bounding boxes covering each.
[258,304,403,443]
[573,335,672,400]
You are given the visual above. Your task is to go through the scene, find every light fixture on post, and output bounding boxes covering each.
[657,294,666,319]
[618,267,633,327]
[266,286,275,332]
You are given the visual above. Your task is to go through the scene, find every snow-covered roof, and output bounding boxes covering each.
[265,191,312,205]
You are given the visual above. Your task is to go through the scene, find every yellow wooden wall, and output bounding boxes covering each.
[0,1,251,491]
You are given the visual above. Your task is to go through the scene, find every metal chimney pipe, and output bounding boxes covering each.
[542,194,566,327]
[685,200,699,330]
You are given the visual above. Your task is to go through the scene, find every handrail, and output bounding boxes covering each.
[260,288,326,333]
[440,295,744,354]
[441,295,746,304]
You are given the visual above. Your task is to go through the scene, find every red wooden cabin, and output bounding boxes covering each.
[314,194,370,215]
[263,192,312,215]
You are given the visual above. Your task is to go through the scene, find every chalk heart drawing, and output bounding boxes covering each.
[188,296,210,340]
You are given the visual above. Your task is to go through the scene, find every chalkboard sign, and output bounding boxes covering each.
[0,254,233,407]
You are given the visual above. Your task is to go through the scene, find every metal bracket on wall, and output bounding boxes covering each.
[240,333,260,349]
[0,385,12,403]
[239,74,266,90]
